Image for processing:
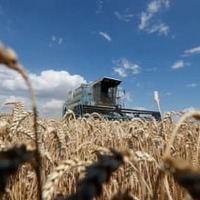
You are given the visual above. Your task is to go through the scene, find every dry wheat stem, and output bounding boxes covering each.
[0,43,42,200]
[163,174,173,200]
[195,125,200,167]
[164,110,200,158]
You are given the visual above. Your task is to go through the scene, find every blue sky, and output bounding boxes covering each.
[0,0,200,118]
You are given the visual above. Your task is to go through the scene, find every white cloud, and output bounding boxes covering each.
[183,46,200,56]
[138,12,151,30]
[171,60,190,69]
[114,11,134,22]
[0,65,86,118]
[99,32,112,42]
[148,22,169,36]
[147,0,170,13]
[147,0,162,13]
[42,99,64,110]
[138,0,170,36]
[49,35,63,47]
[186,83,197,88]
[113,58,141,77]
[113,67,127,77]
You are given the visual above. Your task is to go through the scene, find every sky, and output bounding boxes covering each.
[0,0,200,118]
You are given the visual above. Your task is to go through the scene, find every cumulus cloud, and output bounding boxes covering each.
[183,46,200,56]
[0,65,86,118]
[171,60,190,69]
[113,58,141,77]
[138,0,170,36]
[99,32,112,42]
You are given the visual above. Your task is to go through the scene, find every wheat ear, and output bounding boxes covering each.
[42,159,91,200]
[0,42,42,200]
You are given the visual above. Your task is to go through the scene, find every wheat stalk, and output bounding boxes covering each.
[164,110,200,158]
[0,42,42,200]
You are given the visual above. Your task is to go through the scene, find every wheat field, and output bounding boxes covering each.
[0,103,200,200]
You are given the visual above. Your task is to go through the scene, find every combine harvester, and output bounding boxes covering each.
[62,77,161,120]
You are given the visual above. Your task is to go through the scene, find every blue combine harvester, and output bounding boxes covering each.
[62,77,161,120]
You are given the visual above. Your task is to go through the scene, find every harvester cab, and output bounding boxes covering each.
[62,77,161,120]
[92,77,121,106]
